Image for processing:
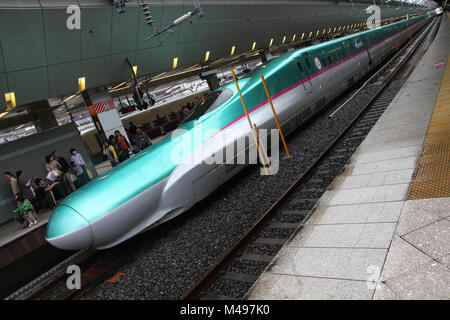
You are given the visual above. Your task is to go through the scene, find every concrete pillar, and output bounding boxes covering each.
[259,48,273,64]
[200,70,220,91]
[26,100,58,132]
[82,87,129,146]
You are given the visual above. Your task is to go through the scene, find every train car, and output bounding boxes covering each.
[46,13,434,250]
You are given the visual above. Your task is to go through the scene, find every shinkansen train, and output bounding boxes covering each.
[46,11,436,250]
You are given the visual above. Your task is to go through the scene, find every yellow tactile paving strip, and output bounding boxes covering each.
[407,56,450,199]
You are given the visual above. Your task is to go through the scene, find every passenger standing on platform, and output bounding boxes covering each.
[13,194,38,227]
[125,128,132,142]
[16,170,39,212]
[4,172,27,227]
[103,141,119,167]
[52,151,75,192]
[129,121,137,135]
[70,148,90,181]
[115,131,130,157]
[34,178,58,211]
[45,155,70,197]
[3,172,20,198]
[114,131,130,161]
[45,154,62,173]
[108,135,123,162]
[70,161,88,188]
[133,127,152,150]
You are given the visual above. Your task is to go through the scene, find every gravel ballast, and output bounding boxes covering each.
[79,77,406,300]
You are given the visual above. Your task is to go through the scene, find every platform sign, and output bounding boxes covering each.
[87,99,115,116]
[88,99,130,145]
[97,108,130,145]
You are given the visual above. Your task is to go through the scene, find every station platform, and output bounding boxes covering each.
[246,16,450,300]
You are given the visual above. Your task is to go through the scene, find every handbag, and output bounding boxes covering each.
[69,172,77,182]
[86,168,93,179]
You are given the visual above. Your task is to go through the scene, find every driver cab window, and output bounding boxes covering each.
[181,88,233,124]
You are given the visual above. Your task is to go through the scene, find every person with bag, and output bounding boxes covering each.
[45,154,62,173]
[35,178,58,211]
[44,154,71,195]
[103,140,119,167]
[133,127,152,150]
[115,130,130,160]
[71,161,88,188]
[70,148,91,181]
[109,135,128,163]
[52,151,75,192]
[44,168,68,201]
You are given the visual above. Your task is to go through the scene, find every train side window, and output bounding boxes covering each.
[305,58,311,69]
[321,58,327,67]
[296,62,304,73]
[328,56,333,64]
[333,54,338,62]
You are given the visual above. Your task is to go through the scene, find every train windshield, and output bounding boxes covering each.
[181,88,233,124]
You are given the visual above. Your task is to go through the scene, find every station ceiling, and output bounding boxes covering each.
[0,0,436,111]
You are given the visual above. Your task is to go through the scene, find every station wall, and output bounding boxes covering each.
[0,0,424,108]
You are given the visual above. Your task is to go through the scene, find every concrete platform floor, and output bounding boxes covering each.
[246,16,450,300]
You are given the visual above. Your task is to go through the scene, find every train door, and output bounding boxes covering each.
[305,53,322,93]
[295,59,312,93]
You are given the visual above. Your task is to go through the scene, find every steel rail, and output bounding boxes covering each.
[181,16,439,301]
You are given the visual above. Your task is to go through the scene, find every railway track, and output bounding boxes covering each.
[181,16,440,301]
[6,16,439,301]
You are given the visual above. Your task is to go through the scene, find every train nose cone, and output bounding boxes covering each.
[46,205,94,250]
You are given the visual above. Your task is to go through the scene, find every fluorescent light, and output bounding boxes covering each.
[4,92,16,110]
[78,77,86,91]
[173,57,178,69]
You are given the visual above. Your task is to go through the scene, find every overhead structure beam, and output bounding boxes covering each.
[109,51,261,98]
